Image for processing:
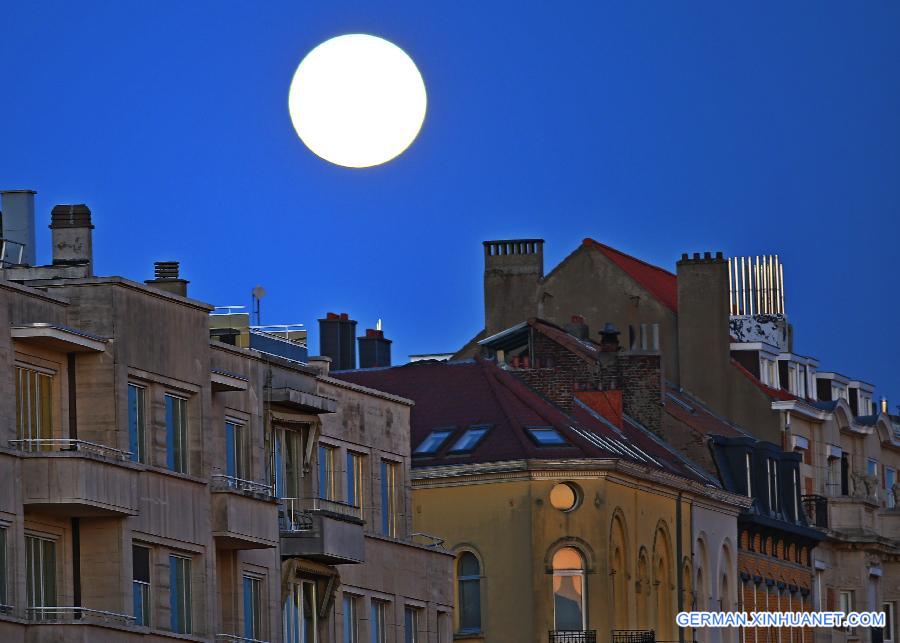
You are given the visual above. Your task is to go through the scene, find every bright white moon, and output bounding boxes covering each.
[288,34,427,168]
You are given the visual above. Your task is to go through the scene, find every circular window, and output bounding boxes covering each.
[549,482,581,512]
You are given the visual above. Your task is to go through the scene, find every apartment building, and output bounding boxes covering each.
[0,189,451,642]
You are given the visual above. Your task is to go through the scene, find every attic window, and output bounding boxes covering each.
[414,428,454,455]
[526,426,567,446]
[448,426,490,454]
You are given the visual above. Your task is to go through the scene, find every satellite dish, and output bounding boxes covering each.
[252,286,266,299]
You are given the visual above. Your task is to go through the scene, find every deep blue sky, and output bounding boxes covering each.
[1,2,898,404]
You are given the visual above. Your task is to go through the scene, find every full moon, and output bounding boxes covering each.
[288,34,427,168]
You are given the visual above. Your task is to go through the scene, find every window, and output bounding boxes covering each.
[838,591,853,631]
[766,458,779,513]
[448,426,490,453]
[868,458,879,478]
[15,366,53,448]
[404,606,421,643]
[793,468,800,521]
[884,601,896,643]
[745,453,753,496]
[25,535,56,620]
[319,444,337,500]
[347,452,364,509]
[457,552,481,633]
[274,427,302,499]
[552,547,586,631]
[0,527,7,611]
[243,575,263,641]
[887,468,896,509]
[343,593,360,643]
[841,454,850,496]
[165,394,188,473]
[414,429,454,455]
[380,460,399,537]
[169,555,192,634]
[527,426,568,446]
[284,579,316,643]
[133,545,151,626]
[225,420,248,482]
[371,599,388,643]
[127,384,147,463]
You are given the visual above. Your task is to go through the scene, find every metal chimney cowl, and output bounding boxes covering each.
[0,190,37,266]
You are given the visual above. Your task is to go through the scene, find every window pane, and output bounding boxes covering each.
[25,535,56,619]
[414,429,453,455]
[343,594,358,643]
[302,581,316,642]
[347,453,359,507]
[380,461,398,537]
[371,600,386,643]
[527,427,567,445]
[243,575,262,640]
[448,427,489,453]
[128,385,146,463]
[458,552,479,577]
[226,422,236,478]
[319,445,335,500]
[0,528,6,608]
[284,582,302,643]
[166,395,189,473]
[169,555,192,634]
[553,574,584,630]
[459,579,481,632]
[405,606,419,643]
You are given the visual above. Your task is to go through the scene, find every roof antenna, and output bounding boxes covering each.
[251,286,266,326]
[376,318,382,331]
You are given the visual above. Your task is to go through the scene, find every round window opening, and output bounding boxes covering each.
[549,482,582,512]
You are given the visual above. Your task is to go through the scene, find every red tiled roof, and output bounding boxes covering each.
[335,358,707,482]
[582,238,678,311]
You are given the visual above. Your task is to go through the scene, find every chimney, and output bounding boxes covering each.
[598,322,620,352]
[564,314,589,340]
[308,355,332,377]
[677,251,730,408]
[318,312,357,371]
[0,190,37,266]
[483,239,544,335]
[145,261,189,297]
[50,204,94,273]
[358,328,392,368]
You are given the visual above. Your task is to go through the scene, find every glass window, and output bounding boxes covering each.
[165,395,188,473]
[343,593,359,643]
[225,420,248,482]
[457,552,481,633]
[448,426,489,454]
[887,468,896,509]
[15,366,53,449]
[745,453,753,497]
[169,554,192,634]
[319,445,337,500]
[243,575,262,641]
[380,460,399,537]
[128,384,147,463]
[884,601,896,643]
[133,545,151,626]
[404,606,420,643]
[347,452,364,509]
[274,427,302,499]
[0,527,7,610]
[371,599,388,643]
[838,591,853,630]
[868,458,879,478]
[414,429,454,455]
[284,580,317,643]
[527,427,567,446]
[552,547,585,631]
[25,535,56,620]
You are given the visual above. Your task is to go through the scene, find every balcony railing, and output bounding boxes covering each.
[26,606,135,625]
[211,474,274,496]
[215,635,270,643]
[611,630,655,643]
[10,439,132,462]
[801,494,829,529]
[0,603,13,615]
[549,631,597,643]
[280,497,361,531]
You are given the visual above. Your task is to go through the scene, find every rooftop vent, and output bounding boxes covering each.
[145,261,189,297]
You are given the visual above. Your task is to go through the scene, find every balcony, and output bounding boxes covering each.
[279,497,365,564]
[211,475,279,549]
[611,631,654,643]
[801,494,829,529]
[11,439,139,517]
[550,631,597,643]
[25,606,135,625]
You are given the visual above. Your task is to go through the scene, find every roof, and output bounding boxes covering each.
[479,317,603,362]
[582,238,678,311]
[663,385,750,438]
[730,358,796,401]
[335,358,707,482]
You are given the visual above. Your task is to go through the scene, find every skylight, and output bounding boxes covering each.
[448,426,490,453]
[527,427,568,446]
[414,428,455,455]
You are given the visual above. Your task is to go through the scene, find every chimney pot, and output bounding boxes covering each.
[693,252,701,260]
[49,203,94,271]
[715,251,724,260]
[145,260,188,296]
[703,251,712,260]
[358,326,391,368]
[154,261,180,280]
[599,322,621,351]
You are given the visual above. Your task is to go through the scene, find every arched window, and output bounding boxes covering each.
[610,515,629,630]
[457,552,482,633]
[553,547,586,631]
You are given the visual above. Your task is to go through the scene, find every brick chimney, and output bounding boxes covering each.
[358,328,392,368]
[318,313,357,371]
[50,204,94,273]
[145,261,189,297]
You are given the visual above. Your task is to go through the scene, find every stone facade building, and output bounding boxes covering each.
[0,190,452,642]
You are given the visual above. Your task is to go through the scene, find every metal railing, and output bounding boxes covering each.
[611,630,655,643]
[9,439,133,462]
[549,631,597,643]
[801,494,828,529]
[211,474,274,496]
[279,497,361,531]
[215,635,270,643]
[0,603,13,615]
[26,606,135,625]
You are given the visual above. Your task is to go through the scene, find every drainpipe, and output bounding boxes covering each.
[677,493,684,643]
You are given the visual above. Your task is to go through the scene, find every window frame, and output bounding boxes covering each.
[169,553,192,634]
[132,544,152,627]
[413,428,455,455]
[273,426,303,499]
[343,592,360,643]
[15,365,55,449]
[370,598,389,643]
[24,533,57,620]
[127,383,148,463]
[404,605,421,643]
[225,418,250,483]
[347,451,365,510]
[551,546,587,632]
[319,444,338,501]
[242,573,263,641]
[447,425,491,454]
[165,394,189,474]
[526,426,568,447]
[284,578,317,643]
[0,525,8,611]
[380,459,400,538]
[456,551,482,634]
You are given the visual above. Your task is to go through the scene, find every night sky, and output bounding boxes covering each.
[1,2,898,403]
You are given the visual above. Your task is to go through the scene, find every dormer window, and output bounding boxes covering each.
[766,458,779,513]
[414,429,454,455]
[448,426,490,454]
[526,427,567,446]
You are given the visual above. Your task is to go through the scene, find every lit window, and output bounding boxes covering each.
[457,553,481,633]
[552,547,586,631]
[165,394,188,474]
[169,554,192,634]
[527,427,567,446]
[347,452,365,509]
[414,429,454,455]
[448,426,490,454]
[128,384,147,463]
[15,366,53,449]
[380,460,399,537]
[133,545,151,626]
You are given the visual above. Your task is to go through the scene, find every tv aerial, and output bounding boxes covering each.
[251,286,266,326]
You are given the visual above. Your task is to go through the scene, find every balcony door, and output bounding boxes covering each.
[284,579,317,643]
[25,535,56,620]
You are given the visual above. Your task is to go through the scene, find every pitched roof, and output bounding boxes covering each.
[334,358,707,482]
[663,385,750,438]
[582,238,679,311]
